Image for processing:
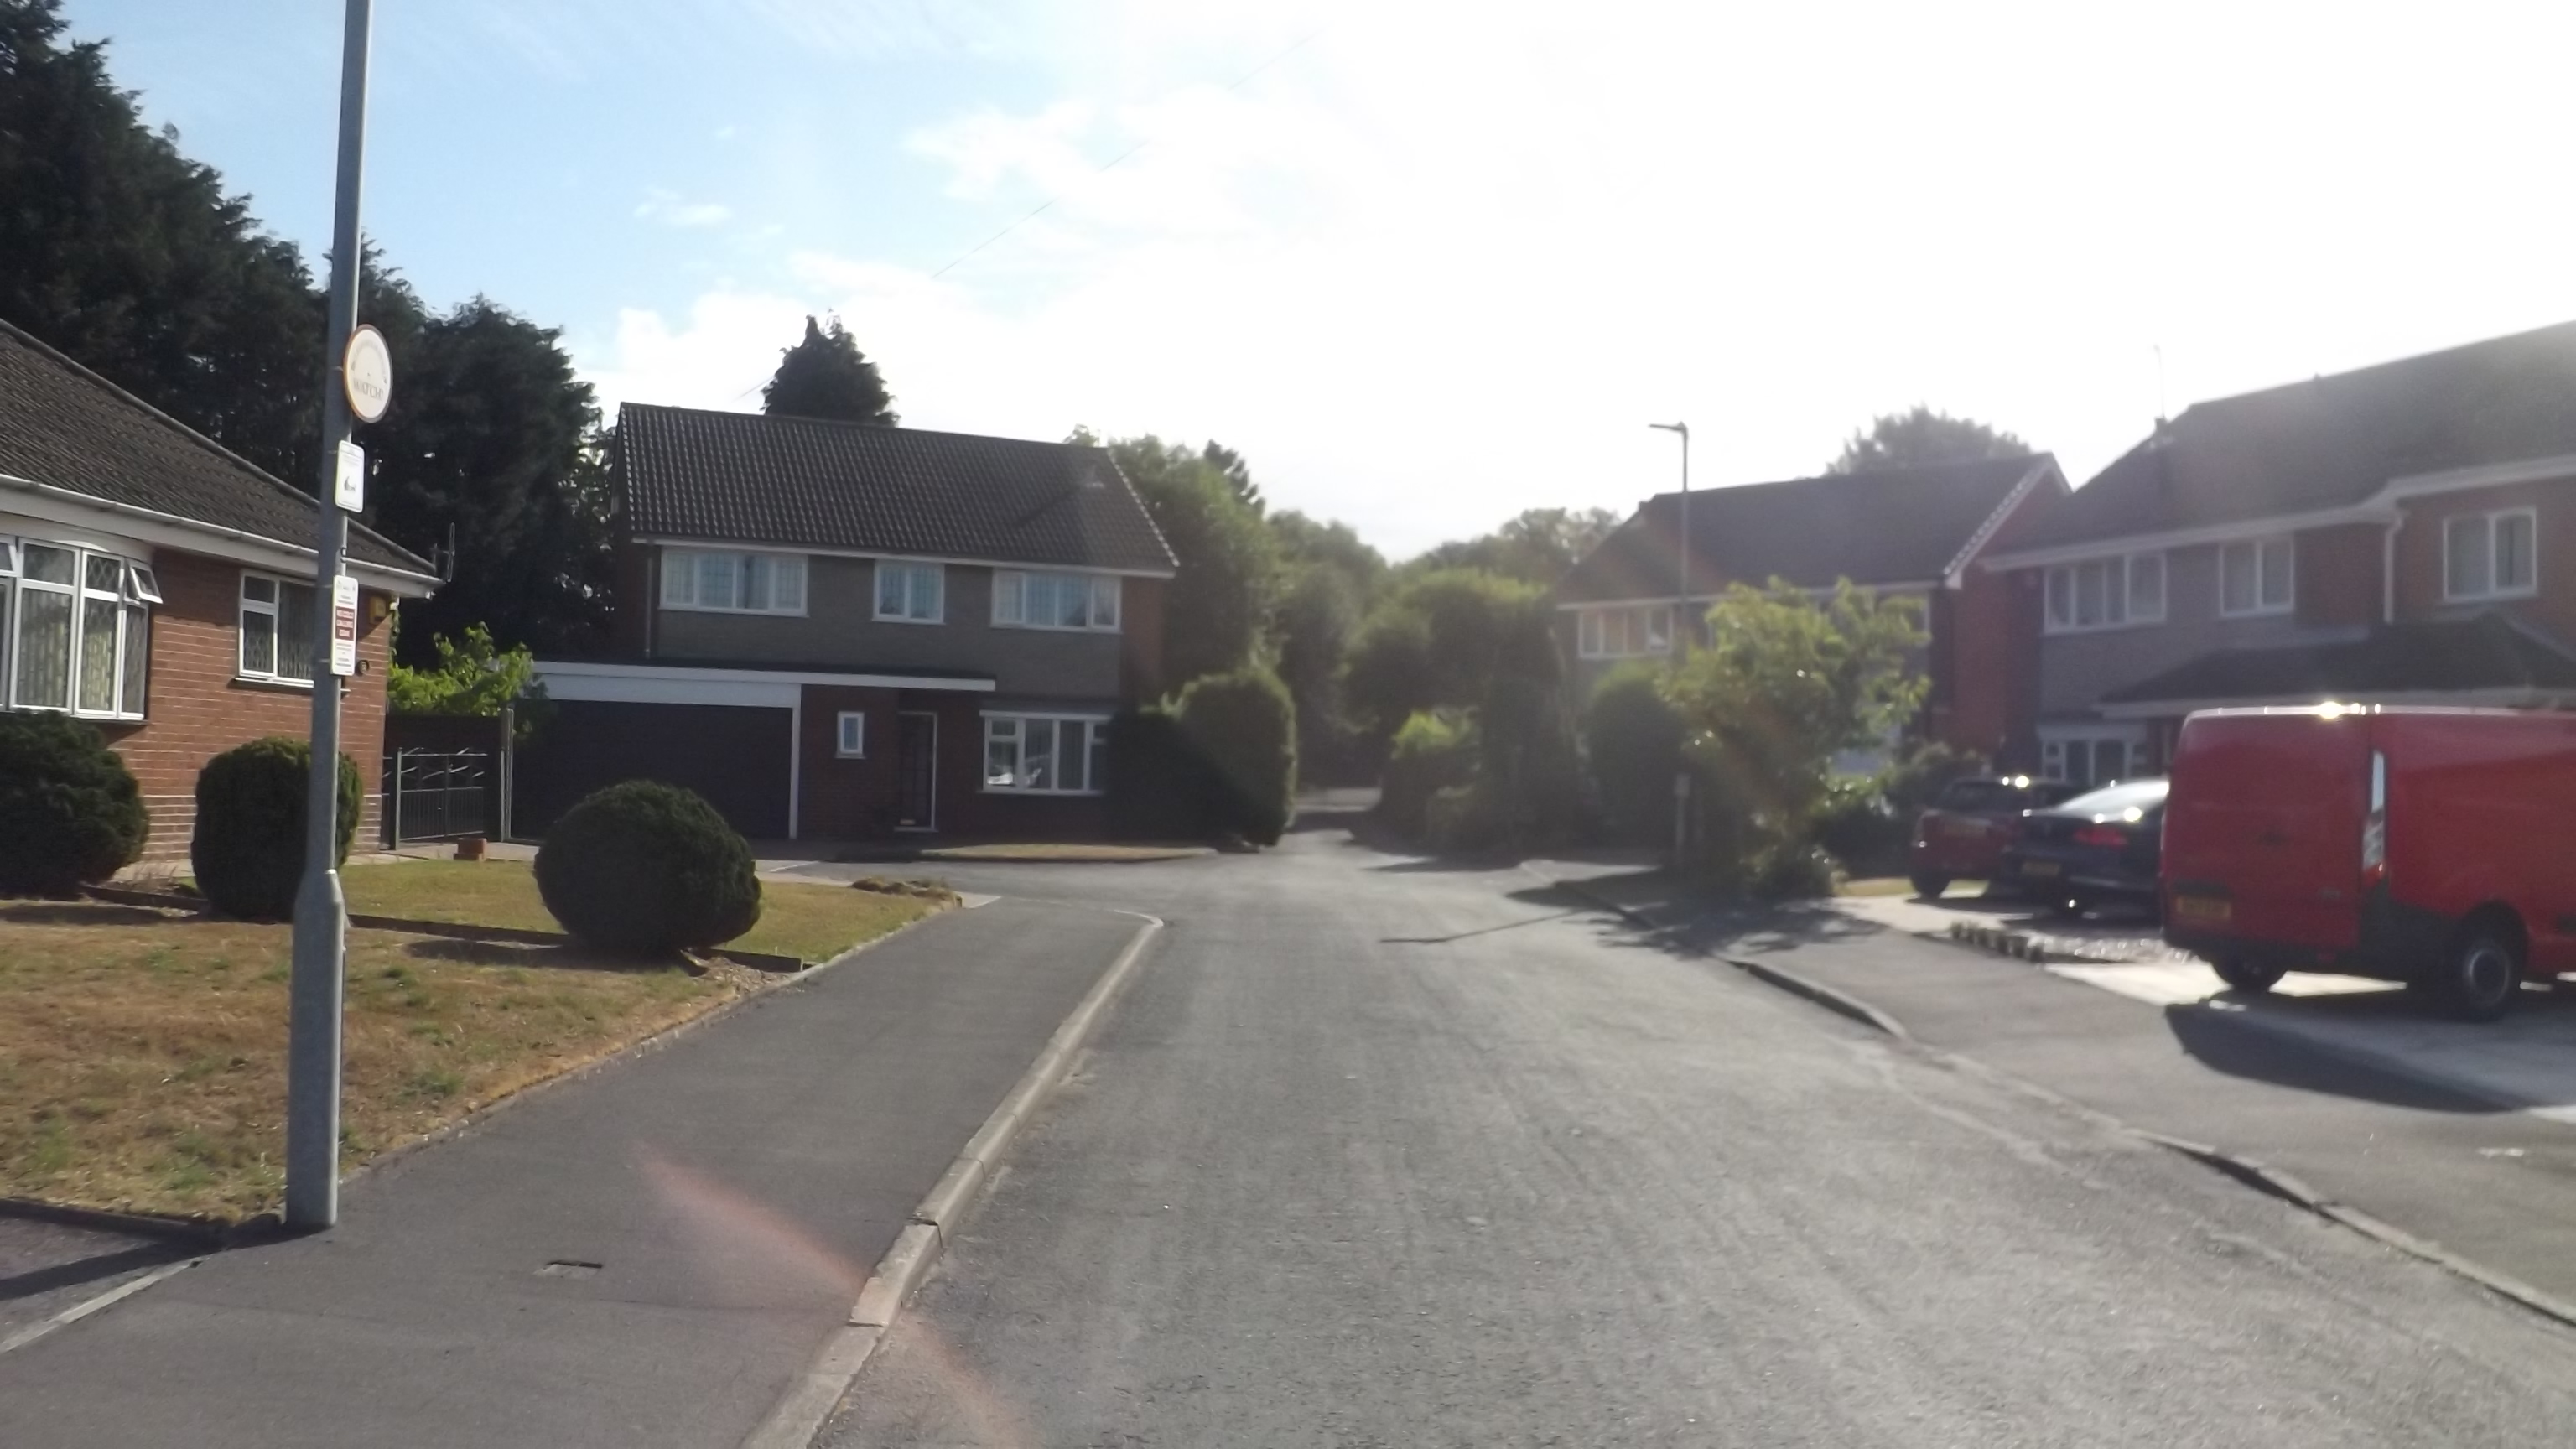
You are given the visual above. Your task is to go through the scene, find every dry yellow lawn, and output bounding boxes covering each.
[342,860,934,964]
[0,877,937,1222]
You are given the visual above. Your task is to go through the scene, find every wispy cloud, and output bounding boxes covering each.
[636,188,733,229]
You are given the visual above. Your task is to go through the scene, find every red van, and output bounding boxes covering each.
[2163,705,2576,1020]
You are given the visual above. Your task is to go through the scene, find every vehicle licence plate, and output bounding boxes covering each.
[1942,818,1985,837]
[2020,860,2059,879]
[2173,896,2231,925]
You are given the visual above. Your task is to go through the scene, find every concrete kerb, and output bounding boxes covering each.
[1545,865,2576,1337]
[738,908,1167,1449]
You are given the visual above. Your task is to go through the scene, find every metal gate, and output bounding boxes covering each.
[388,748,491,843]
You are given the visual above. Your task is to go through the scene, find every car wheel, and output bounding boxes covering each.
[2211,957,2285,994]
[1909,872,1950,901]
[2435,923,2525,1022]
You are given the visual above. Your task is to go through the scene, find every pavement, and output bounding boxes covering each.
[0,896,1145,1449]
[818,823,2576,1447]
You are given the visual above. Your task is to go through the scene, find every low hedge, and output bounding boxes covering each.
[0,710,149,893]
[534,780,761,953]
[192,736,362,920]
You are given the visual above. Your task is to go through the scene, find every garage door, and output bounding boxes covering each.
[517,699,791,838]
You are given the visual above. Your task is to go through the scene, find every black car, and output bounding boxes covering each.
[1999,777,2168,917]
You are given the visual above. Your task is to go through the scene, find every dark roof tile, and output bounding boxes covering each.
[617,403,1176,574]
[2100,612,2576,705]
[1557,454,2056,603]
[0,319,434,576]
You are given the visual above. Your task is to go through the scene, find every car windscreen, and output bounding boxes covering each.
[2055,778,2168,818]
[1933,780,2031,813]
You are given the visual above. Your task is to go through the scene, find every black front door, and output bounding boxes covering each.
[897,710,937,830]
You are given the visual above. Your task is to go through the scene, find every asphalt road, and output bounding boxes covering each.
[818,820,2576,1447]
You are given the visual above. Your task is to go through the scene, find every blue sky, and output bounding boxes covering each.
[57,1,2576,558]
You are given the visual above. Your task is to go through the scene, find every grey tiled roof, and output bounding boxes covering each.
[1557,454,2055,603]
[617,403,1177,574]
[2100,612,2576,706]
[2012,321,2576,552]
[0,318,434,577]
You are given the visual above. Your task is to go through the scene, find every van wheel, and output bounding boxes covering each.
[2212,958,2285,994]
[1909,873,1950,901]
[2436,924,2525,1022]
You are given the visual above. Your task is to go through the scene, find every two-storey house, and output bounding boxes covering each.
[1979,322,2576,785]
[525,403,1177,841]
[1554,454,2068,761]
[0,319,439,855]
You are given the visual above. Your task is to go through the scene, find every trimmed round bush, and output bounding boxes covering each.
[1175,667,1296,846]
[0,711,149,893]
[534,780,761,953]
[1376,709,1475,839]
[192,736,362,920]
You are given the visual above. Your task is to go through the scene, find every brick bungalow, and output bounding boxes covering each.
[0,319,443,855]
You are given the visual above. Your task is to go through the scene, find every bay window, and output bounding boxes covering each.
[2044,552,2165,632]
[658,547,807,615]
[2,536,153,719]
[983,713,1109,794]
[992,570,1120,631]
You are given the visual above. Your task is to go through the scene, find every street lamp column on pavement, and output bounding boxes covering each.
[1649,421,1690,865]
[286,0,377,1233]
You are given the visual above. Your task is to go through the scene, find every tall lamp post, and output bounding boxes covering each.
[1649,422,1690,863]
[287,0,377,1232]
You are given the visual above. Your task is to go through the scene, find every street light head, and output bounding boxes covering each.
[1649,421,1688,436]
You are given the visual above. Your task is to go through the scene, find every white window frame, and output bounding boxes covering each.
[991,570,1122,632]
[2043,553,2168,634]
[238,569,319,686]
[873,559,945,624]
[2444,508,2539,602]
[2218,537,2295,618]
[2,536,153,719]
[1576,604,1675,659]
[835,710,867,758]
[657,547,808,616]
[981,712,1109,795]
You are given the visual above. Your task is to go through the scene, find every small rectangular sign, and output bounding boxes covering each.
[334,439,366,512]
[330,574,360,678]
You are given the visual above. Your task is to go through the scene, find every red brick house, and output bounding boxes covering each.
[1978,322,2576,785]
[1553,454,2069,761]
[0,319,442,855]
[525,404,1176,842]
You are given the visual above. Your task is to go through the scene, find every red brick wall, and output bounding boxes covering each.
[101,548,394,859]
[2296,522,2386,628]
[796,684,903,838]
[1940,476,2065,767]
[2393,478,2576,640]
[1121,576,1169,704]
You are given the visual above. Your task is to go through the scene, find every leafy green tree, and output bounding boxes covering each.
[0,0,320,479]
[1401,507,1621,586]
[1200,441,1263,516]
[1583,663,1684,844]
[1270,510,1387,595]
[387,623,544,716]
[1103,434,1280,687]
[1826,406,2031,475]
[1661,581,1929,881]
[761,314,897,425]
[1343,569,1547,734]
[1272,562,1362,772]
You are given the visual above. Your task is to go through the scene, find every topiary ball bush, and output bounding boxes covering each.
[192,736,363,920]
[0,710,149,894]
[535,780,761,953]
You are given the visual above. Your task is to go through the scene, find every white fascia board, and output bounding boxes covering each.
[1979,505,2397,573]
[635,534,1178,581]
[0,473,441,595]
[534,658,995,701]
[1555,581,1935,611]
[1943,459,2063,588]
[2376,454,2576,501]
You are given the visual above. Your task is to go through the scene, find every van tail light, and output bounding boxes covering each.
[2074,825,2128,848]
[2361,748,2388,889]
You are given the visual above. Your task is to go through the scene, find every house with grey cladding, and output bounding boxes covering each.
[526,403,1176,841]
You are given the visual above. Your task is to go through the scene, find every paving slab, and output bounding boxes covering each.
[0,897,1141,1449]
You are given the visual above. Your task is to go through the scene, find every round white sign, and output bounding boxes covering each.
[343,325,393,423]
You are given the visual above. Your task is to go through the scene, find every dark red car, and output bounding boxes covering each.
[1909,776,2085,899]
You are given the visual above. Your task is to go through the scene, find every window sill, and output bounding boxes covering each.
[2042,618,2165,636]
[989,621,1122,635]
[2444,588,2539,605]
[870,613,946,626]
[979,787,1104,798]
[2216,606,2294,621]
[658,604,810,619]
[232,673,316,693]
[11,702,145,724]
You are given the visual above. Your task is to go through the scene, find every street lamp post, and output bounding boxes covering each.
[1649,422,1689,864]
[286,0,377,1232]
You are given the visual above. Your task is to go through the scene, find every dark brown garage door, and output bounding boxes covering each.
[517,700,791,838]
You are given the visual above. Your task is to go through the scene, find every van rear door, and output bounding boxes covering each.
[2167,712,2368,950]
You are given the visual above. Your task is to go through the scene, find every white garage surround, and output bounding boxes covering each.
[532,660,994,839]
